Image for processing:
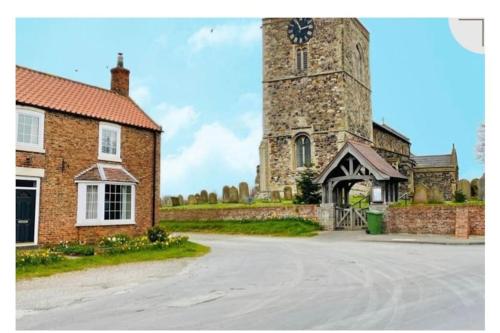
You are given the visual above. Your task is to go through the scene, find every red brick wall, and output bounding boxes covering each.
[16,109,161,245]
[159,205,319,222]
[384,205,485,236]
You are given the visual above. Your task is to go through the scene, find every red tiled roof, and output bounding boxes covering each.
[16,66,162,132]
[75,164,138,183]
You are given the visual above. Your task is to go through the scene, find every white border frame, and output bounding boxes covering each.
[76,181,135,227]
[98,122,122,162]
[15,105,45,154]
[15,176,40,246]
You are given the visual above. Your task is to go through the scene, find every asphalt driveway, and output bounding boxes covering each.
[16,232,485,330]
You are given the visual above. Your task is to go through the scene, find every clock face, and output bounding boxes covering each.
[288,18,314,44]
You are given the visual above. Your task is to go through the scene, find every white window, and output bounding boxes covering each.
[77,182,135,226]
[16,106,45,153]
[98,122,121,162]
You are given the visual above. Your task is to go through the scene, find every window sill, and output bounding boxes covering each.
[16,145,45,154]
[98,154,122,163]
[76,220,135,227]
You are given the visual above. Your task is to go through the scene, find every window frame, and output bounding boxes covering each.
[296,48,308,72]
[295,135,312,168]
[76,181,135,226]
[98,122,122,162]
[16,106,45,153]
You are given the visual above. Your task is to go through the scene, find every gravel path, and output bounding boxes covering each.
[16,232,484,330]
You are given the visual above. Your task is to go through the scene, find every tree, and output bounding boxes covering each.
[475,123,485,163]
[294,167,321,204]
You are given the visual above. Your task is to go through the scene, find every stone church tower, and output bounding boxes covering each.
[258,18,372,195]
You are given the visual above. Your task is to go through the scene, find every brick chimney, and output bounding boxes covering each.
[110,53,130,96]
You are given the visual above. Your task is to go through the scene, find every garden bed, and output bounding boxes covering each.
[16,228,210,280]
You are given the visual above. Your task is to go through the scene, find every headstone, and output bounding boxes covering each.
[428,186,444,203]
[458,179,471,199]
[162,196,173,207]
[177,195,184,206]
[200,190,208,204]
[222,186,230,203]
[229,186,239,203]
[208,192,218,204]
[470,178,479,198]
[283,186,293,201]
[478,174,485,201]
[187,195,197,205]
[271,190,281,202]
[195,194,201,204]
[171,196,180,206]
[413,184,428,204]
[239,182,249,203]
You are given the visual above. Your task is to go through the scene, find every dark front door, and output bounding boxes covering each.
[16,189,36,243]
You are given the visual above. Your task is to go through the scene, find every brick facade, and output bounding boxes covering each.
[159,205,319,222]
[16,109,161,245]
[384,205,484,237]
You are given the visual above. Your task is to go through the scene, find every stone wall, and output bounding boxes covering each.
[384,205,484,237]
[413,168,457,201]
[160,205,319,222]
[16,109,160,245]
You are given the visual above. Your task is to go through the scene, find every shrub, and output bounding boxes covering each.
[147,226,169,243]
[453,190,466,203]
[52,241,95,256]
[16,249,63,267]
[294,167,321,204]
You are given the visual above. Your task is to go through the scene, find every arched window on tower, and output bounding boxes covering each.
[296,48,308,72]
[295,135,311,167]
[356,43,363,80]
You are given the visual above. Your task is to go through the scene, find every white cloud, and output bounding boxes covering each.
[162,111,262,195]
[188,23,261,52]
[155,103,198,140]
[130,84,151,108]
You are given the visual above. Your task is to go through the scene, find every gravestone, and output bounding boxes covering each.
[428,186,444,203]
[458,179,471,199]
[283,186,293,201]
[195,194,201,204]
[413,184,428,204]
[478,174,485,201]
[171,196,180,206]
[177,195,184,206]
[271,190,281,202]
[200,190,208,204]
[222,186,230,203]
[239,182,249,203]
[161,196,172,207]
[470,178,479,198]
[229,186,239,203]
[208,192,218,204]
[187,195,197,205]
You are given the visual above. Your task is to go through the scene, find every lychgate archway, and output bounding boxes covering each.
[315,141,407,229]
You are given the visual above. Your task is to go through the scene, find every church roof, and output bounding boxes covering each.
[373,121,410,143]
[315,140,407,184]
[412,154,453,168]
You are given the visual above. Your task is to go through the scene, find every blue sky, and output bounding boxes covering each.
[16,18,484,196]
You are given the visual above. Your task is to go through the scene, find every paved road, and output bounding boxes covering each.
[17,232,484,330]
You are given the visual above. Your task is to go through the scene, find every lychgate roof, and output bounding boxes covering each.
[16,66,162,132]
[315,140,407,184]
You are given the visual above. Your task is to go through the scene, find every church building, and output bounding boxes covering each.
[256,18,458,204]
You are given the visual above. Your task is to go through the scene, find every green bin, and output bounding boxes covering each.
[366,210,384,234]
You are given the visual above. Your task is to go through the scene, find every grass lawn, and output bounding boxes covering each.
[160,218,321,237]
[16,241,209,280]
[161,200,295,210]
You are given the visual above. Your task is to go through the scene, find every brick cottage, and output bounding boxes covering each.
[15,54,162,246]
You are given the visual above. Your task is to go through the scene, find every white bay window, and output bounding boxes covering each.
[77,182,135,226]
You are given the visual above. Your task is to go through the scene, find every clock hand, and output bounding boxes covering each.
[294,19,300,28]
